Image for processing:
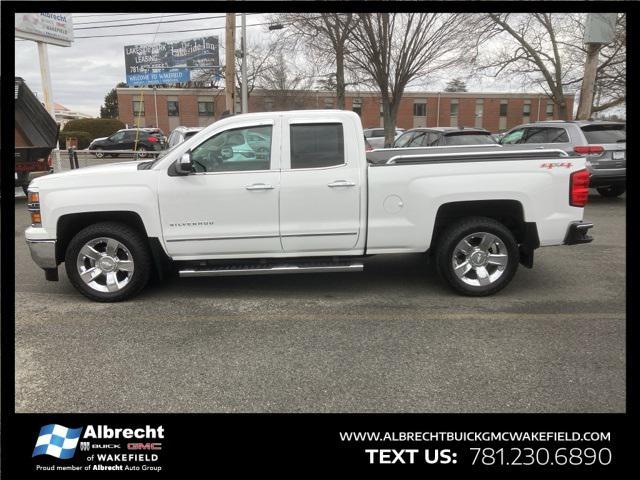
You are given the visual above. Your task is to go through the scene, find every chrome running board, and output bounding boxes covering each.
[179,261,364,278]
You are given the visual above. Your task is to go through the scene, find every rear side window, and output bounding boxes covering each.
[290,123,344,169]
[523,127,569,143]
[444,133,496,146]
[581,125,626,144]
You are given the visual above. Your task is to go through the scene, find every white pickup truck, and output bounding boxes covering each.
[25,110,593,302]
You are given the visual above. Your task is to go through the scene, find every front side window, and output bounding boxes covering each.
[290,123,344,169]
[408,131,427,147]
[198,101,214,117]
[393,131,415,148]
[501,129,525,144]
[110,131,126,142]
[189,125,272,172]
[167,100,179,116]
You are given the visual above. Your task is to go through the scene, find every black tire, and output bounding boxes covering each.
[136,147,149,158]
[435,216,519,296]
[94,148,104,159]
[596,185,625,198]
[65,222,152,302]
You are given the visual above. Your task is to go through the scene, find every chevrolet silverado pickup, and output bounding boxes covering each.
[25,110,593,302]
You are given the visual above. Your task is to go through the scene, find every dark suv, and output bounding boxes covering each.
[500,120,626,197]
[89,128,164,158]
[392,127,497,148]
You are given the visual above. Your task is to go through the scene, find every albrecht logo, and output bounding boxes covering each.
[33,424,83,459]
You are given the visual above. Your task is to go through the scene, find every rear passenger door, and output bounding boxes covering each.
[279,118,364,254]
[521,127,572,153]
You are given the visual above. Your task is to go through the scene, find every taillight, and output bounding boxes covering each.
[147,136,158,142]
[570,169,590,207]
[573,145,604,155]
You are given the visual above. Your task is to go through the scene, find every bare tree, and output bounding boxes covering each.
[478,13,586,120]
[271,13,357,109]
[256,50,318,110]
[235,36,284,100]
[347,13,472,146]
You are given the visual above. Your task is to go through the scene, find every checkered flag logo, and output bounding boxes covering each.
[32,424,83,459]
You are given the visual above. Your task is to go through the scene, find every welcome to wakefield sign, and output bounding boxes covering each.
[124,36,219,86]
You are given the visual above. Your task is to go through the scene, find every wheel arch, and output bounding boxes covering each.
[431,200,539,263]
[56,211,171,278]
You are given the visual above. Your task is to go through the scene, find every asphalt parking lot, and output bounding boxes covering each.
[14,189,625,413]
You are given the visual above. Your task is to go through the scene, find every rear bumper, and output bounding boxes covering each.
[589,170,625,188]
[563,221,594,245]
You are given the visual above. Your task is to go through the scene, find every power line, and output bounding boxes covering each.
[75,13,262,29]
[74,16,320,39]
[74,13,198,26]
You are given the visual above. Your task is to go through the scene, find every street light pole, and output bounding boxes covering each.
[153,86,159,128]
[241,13,248,114]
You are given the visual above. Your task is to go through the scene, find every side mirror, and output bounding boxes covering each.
[175,152,193,175]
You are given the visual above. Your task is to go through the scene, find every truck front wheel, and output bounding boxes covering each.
[65,222,152,302]
[435,217,519,296]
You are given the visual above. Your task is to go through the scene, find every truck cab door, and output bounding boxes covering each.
[157,119,282,259]
[279,116,365,254]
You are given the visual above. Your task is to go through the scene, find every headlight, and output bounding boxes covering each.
[27,191,41,226]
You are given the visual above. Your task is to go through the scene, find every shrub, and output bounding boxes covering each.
[58,131,92,150]
[63,118,125,141]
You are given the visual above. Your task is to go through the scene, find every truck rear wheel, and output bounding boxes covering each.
[435,217,519,296]
[65,222,152,302]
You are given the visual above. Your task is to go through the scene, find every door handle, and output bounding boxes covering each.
[328,180,356,188]
[245,183,274,190]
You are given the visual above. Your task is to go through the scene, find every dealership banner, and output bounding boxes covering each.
[124,36,219,86]
[0,413,630,475]
[15,13,74,47]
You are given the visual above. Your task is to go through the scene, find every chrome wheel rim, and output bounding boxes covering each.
[95,150,104,158]
[76,237,134,293]
[136,148,148,158]
[451,232,508,287]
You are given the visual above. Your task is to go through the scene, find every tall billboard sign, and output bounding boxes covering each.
[124,36,219,86]
[15,13,74,47]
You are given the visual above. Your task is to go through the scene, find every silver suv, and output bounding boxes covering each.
[500,120,626,197]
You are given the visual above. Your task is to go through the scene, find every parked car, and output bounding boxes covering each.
[392,127,498,148]
[89,128,164,158]
[167,126,204,148]
[499,120,626,197]
[26,110,593,302]
[363,127,405,148]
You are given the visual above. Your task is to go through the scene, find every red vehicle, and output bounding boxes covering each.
[15,77,58,194]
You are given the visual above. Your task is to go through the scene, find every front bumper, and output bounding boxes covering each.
[563,221,594,245]
[26,239,57,268]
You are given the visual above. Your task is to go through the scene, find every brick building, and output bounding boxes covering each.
[116,87,574,135]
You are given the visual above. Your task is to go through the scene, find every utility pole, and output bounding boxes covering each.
[576,43,601,120]
[576,13,617,120]
[225,12,236,113]
[241,13,248,113]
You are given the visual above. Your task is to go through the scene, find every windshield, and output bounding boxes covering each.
[444,133,496,146]
[581,125,626,144]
